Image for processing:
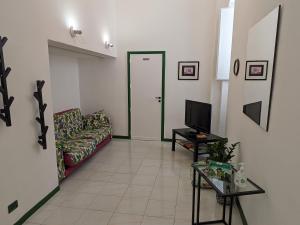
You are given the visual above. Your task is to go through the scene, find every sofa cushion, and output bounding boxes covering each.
[56,147,66,181]
[83,110,111,130]
[59,139,96,166]
[73,126,112,144]
[54,109,83,139]
[54,114,69,140]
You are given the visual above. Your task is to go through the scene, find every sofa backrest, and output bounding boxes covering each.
[54,108,83,140]
[83,110,111,130]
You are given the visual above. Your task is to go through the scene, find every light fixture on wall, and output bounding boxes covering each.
[105,41,114,49]
[70,26,82,38]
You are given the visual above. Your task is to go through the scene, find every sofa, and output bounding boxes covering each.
[54,108,112,181]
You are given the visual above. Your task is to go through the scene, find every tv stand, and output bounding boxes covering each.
[187,130,197,137]
[172,128,224,162]
[188,130,198,135]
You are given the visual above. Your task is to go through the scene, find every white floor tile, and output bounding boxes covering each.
[88,171,114,182]
[59,179,85,193]
[60,192,95,209]
[116,197,149,215]
[141,216,174,225]
[75,181,106,194]
[174,219,191,225]
[145,200,176,218]
[27,205,58,224]
[42,207,84,225]
[124,185,153,198]
[26,140,244,225]
[137,166,160,176]
[88,195,121,212]
[109,173,135,184]
[109,213,143,225]
[100,183,129,196]
[155,176,179,188]
[150,187,178,203]
[131,175,157,186]
[74,210,112,225]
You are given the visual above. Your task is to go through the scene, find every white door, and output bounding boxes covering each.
[130,53,163,140]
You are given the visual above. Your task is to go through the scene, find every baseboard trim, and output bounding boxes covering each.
[113,136,172,142]
[112,135,130,139]
[14,186,60,225]
[236,197,248,225]
[162,138,172,142]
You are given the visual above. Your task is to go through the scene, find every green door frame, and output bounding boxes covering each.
[127,51,168,141]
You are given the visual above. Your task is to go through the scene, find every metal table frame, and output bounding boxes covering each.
[172,128,223,162]
[192,166,265,225]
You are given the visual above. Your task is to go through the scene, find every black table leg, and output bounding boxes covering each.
[192,169,196,225]
[197,173,201,224]
[192,143,199,187]
[172,130,176,151]
[228,196,234,225]
[193,143,198,162]
[222,197,227,222]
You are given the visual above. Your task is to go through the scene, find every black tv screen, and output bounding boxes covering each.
[185,100,212,133]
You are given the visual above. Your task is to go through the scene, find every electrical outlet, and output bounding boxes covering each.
[8,200,18,214]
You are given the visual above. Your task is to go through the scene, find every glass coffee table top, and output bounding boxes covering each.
[192,164,265,197]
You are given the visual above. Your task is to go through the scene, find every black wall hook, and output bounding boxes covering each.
[0,36,15,127]
[34,80,48,150]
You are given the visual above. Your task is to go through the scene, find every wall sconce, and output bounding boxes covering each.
[70,26,82,38]
[105,41,114,49]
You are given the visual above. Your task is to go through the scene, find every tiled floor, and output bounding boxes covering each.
[25,139,242,225]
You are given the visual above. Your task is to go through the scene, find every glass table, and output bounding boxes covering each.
[192,164,265,225]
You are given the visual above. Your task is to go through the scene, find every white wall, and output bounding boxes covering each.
[0,0,116,224]
[45,0,117,57]
[79,0,227,138]
[227,0,300,224]
[78,57,123,130]
[49,47,81,113]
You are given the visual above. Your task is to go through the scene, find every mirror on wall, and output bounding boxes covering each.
[243,6,281,131]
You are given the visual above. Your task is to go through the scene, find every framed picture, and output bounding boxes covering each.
[245,60,268,80]
[178,61,199,80]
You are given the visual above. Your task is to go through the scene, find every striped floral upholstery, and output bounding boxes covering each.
[60,139,97,166]
[83,110,111,130]
[54,109,83,140]
[54,109,112,181]
[73,127,112,144]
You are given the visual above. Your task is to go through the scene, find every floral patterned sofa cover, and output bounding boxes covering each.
[54,108,112,181]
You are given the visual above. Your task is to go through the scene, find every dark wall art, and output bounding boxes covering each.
[178,61,199,80]
[245,60,268,80]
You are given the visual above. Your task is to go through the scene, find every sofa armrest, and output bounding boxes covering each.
[55,140,66,181]
[83,110,112,130]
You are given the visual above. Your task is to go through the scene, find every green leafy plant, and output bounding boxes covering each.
[207,138,240,163]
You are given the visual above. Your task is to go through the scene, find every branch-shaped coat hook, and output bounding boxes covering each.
[34,80,48,149]
[0,36,15,126]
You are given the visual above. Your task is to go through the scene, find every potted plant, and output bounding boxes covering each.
[206,138,240,205]
[207,138,239,163]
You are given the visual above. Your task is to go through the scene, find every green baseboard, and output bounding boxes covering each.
[14,186,60,225]
[113,136,172,142]
[236,197,248,225]
[162,138,172,142]
[112,135,130,139]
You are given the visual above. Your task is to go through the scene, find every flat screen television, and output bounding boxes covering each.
[185,100,212,134]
